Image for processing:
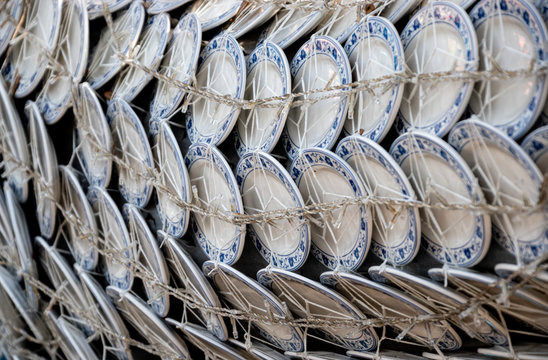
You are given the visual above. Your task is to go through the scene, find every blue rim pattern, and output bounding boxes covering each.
[185,144,245,265]
[449,120,547,262]
[150,13,201,120]
[258,268,378,351]
[343,16,404,142]
[521,125,548,173]
[289,148,370,271]
[391,132,490,267]
[469,0,548,139]
[234,42,291,156]
[88,187,134,290]
[154,122,191,239]
[186,34,245,145]
[236,152,310,271]
[336,136,420,266]
[0,0,22,56]
[107,99,153,208]
[283,36,351,160]
[204,262,305,352]
[395,2,478,137]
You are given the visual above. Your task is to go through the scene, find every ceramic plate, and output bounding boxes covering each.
[36,0,89,124]
[87,0,133,19]
[88,186,135,290]
[73,82,113,188]
[60,166,98,271]
[337,136,420,266]
[285,351,350,360]
[225,2,280,39]
[4,185,39,311]
[146,0,191,14]
[234,41,291,156]
[289,148,370,270]
[283,36,351,160]
[422,351,491,360]
[342,16,404,142]
[521,125,548,174]
[0,266,25,340]
[469,0,548,139]
[428,267,548,333]
[313,1,361,43]
[186,34,245,145]
[149,13,201,120]
[369,265,508,345]
[27,101,59,239]
[0,77,30,202]
[320,271,462,350]
[107,286,191,359]
[449,119,547,263]
[111,13,170,102]
[380,0,421,24]
[186,144,245,265]
[348,350,427,359]
[76,264,133,360]
[86,2,145,89]
[108,99,154,208]
[494,263,548,284]
[395,2,478,137]
[153,121,191,238]
[189,0,243,31]
[391,131,491,267]
[162,233,228,341]
[0,187,12,253]
[2,0,62,97]
[45,311,99,360]
[0,0,22,56]
[204,261,305,352]
[421,0,476,9]
[258,267,378,351]
[35,236,94,335]
[123,204,170,317]
[229,338,290,360]
[478,343,548,360]
[236,151,310,271]
[259,8,325,49]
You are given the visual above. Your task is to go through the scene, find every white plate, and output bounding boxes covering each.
[348,350,427,359]
[289,148,371,271]
[449,119,547,263]
[469,0,548,139]
[111,13,170,102]
[521,125,548,175]
[190,0,243,31]
[494,262,548,284]
[478,343,548,360]
[368,265,508,345]
[395,2,478,137]
[4,185,39,311]
[342,16,404,143]
[87,0,133,19]
[60,166,98,271]
[380,0,421,24]
[186,34,245,146]
[0,267,24,340]
[45,311,99,360]
[153,121,191,238]
[0,0,22,56]
[108,99,153,208]
[0,266,49,342]
[2,0,62,98]
[320,271,462,350]
[234,41,291,156]
[149,13,201,120]
[313,1,361,43]
[88,186,135,290]
[27,101,59,239]
[421,0,476,9]
[428,267,548,333]
[35,236,94,335]
[204,261,305,352]
[283,35,351,160]
[224,2,280,39]
[391,131,491,267]
[0,77,30,202]
[123,204,170,317]
[259,8,325,50]
[236,151,310,271]
[76,264,133,360]
[146,0,192,14]
[106,286,190,360]
[0,187,12,255]
[86,1,145,89]
[229,338,290,360]
[422,351,491,360]
[73,83,113,188]
[36,0,89,124]
[258,267,378,351]
[337,136,420,266]
[162,233,228,341]
[186,144,245,265]
[285,351,350,360]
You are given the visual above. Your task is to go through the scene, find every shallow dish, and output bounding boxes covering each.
[146,0,192,15]
[521,125,548,175]
[380,0,421,24]
[189,0,243,31]
[0,0,22,56]
[313,1,361,43]
[224,2,280,39]
[87,0,133,19]
[45,311,99,360]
